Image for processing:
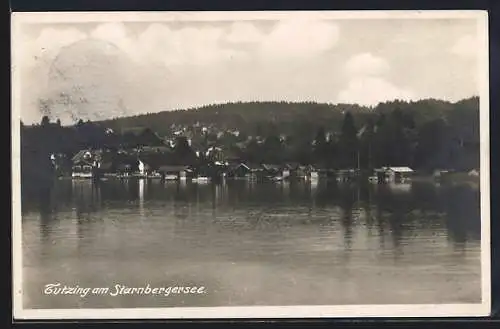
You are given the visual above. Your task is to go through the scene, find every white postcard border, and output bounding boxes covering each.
[11,10,491,320]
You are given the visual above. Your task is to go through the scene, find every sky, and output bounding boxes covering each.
[15,15,482,125]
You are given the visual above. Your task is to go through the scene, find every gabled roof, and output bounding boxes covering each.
[228,163,251,171]
[285,162,300,170]
[387,166,414,173]
[245,163,264,171]
[261,164,282,171]
[71,149,92,162]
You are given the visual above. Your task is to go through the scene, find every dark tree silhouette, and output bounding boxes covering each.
[313,126,328,166]
[338,112,359,169]
[41,116,50,127]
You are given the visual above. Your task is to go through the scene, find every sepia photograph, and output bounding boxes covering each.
[11,10,490,319]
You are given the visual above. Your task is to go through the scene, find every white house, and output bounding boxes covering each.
[138,160,145,175]
[386,167,414,182]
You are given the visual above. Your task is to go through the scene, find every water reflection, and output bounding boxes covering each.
[25,180,481,248]
[21,179,482,308]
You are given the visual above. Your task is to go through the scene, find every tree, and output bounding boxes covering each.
[358,117,376,170]
[338,112,358,168]
[173,136,196,165]
[244,139,261,163]
[262,134,284,164]
[41,116,50,127]
[313,126,328,165]
[414,118,448,170]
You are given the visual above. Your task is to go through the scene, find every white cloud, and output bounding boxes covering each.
[89,22,135,55]
[20,27,87,68]
[345,53,390,77]
[339,52,413,105]
[450,34,477,58]
[258,19,339,59]
[337,77,415,106]
[22,20,340,73]
[17,19,479,125]
[87,20,340,66]
[90,22,248,66]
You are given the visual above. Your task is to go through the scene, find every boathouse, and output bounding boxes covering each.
[226,163,264,180]
[262,164,290,180]
[158,165,192,180]
[385,167,414,182]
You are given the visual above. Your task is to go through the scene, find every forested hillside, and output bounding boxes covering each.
[98,98,470,138]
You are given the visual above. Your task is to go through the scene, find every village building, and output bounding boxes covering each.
[136,153,173,177]
[205,146,225,163]
[158,165,192,180]
[261,164,290,180]
[385,167,414,182]
[71,149,97,178]
[285,163,318,180]
[309,168,319,180]
[226,163,264,180]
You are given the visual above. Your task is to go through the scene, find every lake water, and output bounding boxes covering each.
[21,178,482,309]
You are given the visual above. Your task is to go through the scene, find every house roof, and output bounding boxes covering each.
[207,146,222,152]
[228,163,250,171]
[245,163,263,171]
[387,167,414,173]
[261,164,281,171]
[285,162,300,170]
[71,149,92,162]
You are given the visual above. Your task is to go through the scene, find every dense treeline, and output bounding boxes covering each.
[20,97,480,194]
[99,98,469,137]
